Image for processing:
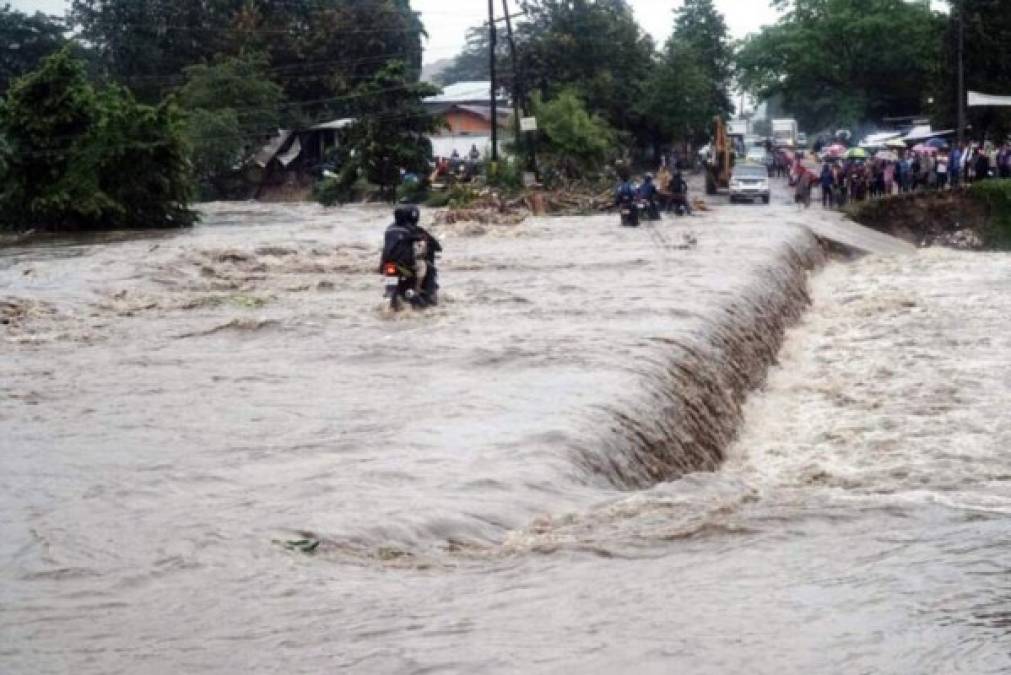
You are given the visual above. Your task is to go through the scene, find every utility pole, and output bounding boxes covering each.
[957,0,966,148]
[501,0,524,165]
[488,0,499,163]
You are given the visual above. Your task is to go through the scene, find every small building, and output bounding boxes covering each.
[251,118,355,199]
[423,81,512,159]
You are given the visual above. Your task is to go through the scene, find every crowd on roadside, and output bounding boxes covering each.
[790,140,1011,209]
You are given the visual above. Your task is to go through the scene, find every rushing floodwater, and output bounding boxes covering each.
[1,186,1009,674]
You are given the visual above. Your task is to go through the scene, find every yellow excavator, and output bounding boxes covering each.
[705,116,736,195]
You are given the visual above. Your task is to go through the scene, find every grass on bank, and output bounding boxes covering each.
[968,179,1011,249]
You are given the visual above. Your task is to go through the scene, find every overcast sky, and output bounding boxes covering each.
[11,0,784,64]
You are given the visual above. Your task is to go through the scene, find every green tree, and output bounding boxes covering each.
[0,50,195,231]
[638,42,712,148]
[71,0,241,101]
[0,5,68,94]
[340,61,441,199]
[229,0,426,117]
[737,0,943,132]
[934,0,1011,141]
[516,0,655,134]
[176,53,284,195]
[532,89,616,177]
[671,0,734,116]
[71,0,427,111]
[437,26,502,86]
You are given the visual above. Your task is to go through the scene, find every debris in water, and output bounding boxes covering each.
[1,298,56,327]
[175,318,280,339]
[228,294,270,309]
[216,250,253,264]
[254,246,297,257]
[279,538,321,554]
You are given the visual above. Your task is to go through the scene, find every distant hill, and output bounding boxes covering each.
[421,58,453,84]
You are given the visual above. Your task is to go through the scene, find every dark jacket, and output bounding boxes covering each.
[820,167,834,188]
[381,222,421,270]
[975,153,990,179]
[671,174,687,195]
[615,180,637,205]
[639,180,657,199]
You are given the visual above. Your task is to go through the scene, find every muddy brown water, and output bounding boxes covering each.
[2,184,1009,673]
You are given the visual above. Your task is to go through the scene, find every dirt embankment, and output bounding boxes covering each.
[847,186,1011,250]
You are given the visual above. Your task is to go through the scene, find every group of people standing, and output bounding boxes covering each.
[814,141,1011,209]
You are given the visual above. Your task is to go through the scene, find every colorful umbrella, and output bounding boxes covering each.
[821,143,847,159]
[845,147,868,159]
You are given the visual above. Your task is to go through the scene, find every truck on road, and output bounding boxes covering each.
[772,119,799,148]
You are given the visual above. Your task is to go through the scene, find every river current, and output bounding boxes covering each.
[1,186,1008,673]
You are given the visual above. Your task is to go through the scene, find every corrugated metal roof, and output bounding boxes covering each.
[903,126,954,142]
[454,104,514,121]
[253,130,293,168]
[425,81,493,104]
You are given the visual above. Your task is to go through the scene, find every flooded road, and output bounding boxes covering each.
[2,186,1009,673]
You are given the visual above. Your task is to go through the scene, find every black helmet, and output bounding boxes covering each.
[394,204,420,227]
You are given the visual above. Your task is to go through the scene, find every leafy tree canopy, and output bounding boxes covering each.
[516,0,655,132]
[737,0,943,132]
[532,88,616,177]
[638,42,713,147]
[176,53,285,196]
[71,0,426,112]
[339,61,442,197]
[933,0,1011,141]
[671,0,734,116]
[0,5,68,94]
[436,25,507,86]
[0,50,195,231]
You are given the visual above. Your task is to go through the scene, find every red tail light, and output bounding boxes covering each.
[383,262,398,277]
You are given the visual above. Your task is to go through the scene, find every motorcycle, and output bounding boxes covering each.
[382,261,416,311]
[381,258,439,311]
[642,198,662,221]
[619,197,661,227]
[619,197,643,227]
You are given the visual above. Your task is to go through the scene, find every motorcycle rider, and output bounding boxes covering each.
[614,165,637,208]
[380,204,442,305]
[638,173,659,218]
[670,169,690,215]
